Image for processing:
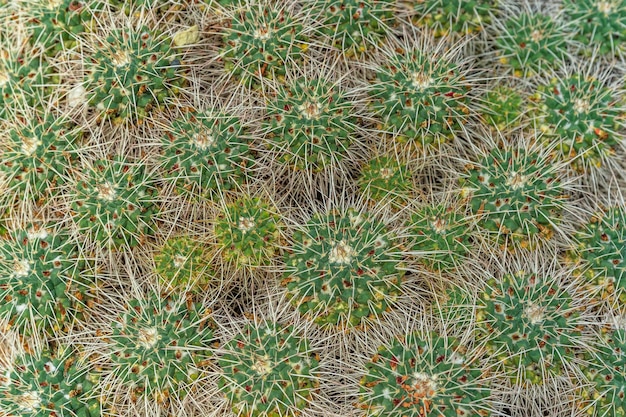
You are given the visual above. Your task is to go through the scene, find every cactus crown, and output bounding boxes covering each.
[160,110,250,197]
[477,272,580,384]
[564,0,626,56]
[0,346,102,417]
[153,235,211,291]
[214,197,281,267]
[411,0,496,37]
[71,156,157,249]
[358,155,413,208]
[358,332,490,417]
[221,6,306,86]
[264,78,356,172]
[218,322,320,417]
[84,26,181,122]
[533,75,623,171]
[311,0,395,56]
[108,292,216,405]
[282,208,403,329]
[408,204,473,271]
[495,12,568,77]
[368,48,470,147]
[460,147,564,247]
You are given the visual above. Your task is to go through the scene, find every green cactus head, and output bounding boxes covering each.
[160,110,250,198]
[153,235,212,292]
[358,332,490,417]
[218,322,320,417]
[214,196,282,267]
[84,26,182,122]
[221,6,306,87]
[0,346,102,417]
[568,207,626,303]
[368,47,470,147]
[0,223,91,337]
[531,75,623,172]
[282,208,404,330]
[107,291,217,405]
[564,0,626,57]
[264,78,356,172]
[494,12,569,77]
[358,155,413,208]
[0,111,80,204]
[460,147,565,248]
[480,85,526,132]
[477,271,581,385]
[408,204,473,271]
[411,0,496,37]
[311,0,396,56]
[71,156,158,249]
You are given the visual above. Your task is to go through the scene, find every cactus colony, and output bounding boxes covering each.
[1,0,625,416]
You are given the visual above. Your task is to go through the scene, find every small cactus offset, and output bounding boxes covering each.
[479,85,526,132]
[358,155,413,208]
[220,5,306,87]
[311,0,396,56]
[0,346,102,417]
[263,77,356,172]
[460,147,565,248]
[83,25,183,122]
[159,110,250,198]
[282,208,403,329]
[153,235,212,291]
[368,47,470,148]
[411,0,496,37]
[214,196,281,267]
[530,74,624,172]
[358,331,490,417]
[105,291,217,405]
[476,271,582,385]
[71,156,158,249]
[218,322,320,417]
[564,0,626,57]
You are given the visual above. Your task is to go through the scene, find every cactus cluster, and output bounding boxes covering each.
[564,0,626,57]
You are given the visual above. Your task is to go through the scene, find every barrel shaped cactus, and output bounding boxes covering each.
[411,0,496,37]
[477,272,581,384]
[84,26,182,122]
[358,332,490,417]
[218,322,320,417]
[0,347,102,417]
[263,78,356,172]
[282,208,403,329]
[71,156,157,249]
[531,75,623,172]
[564,0,626,56]
[368,48,470,147]
[460,147,565,247]
[358,155,413,208]
[106,292,216,405]
[160,110,250,197]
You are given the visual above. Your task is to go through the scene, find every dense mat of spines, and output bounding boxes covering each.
[358,332,490,417]
[218,322,319,417]
[282,208,403,329]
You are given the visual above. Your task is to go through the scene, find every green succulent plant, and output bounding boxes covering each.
[0,112,80,204]
[71,156,158,249]
[358,332,490,417]
[564,0,626,57]
[282,208,403,329]
[0,223,91,336]
[0,346,102,417]
[411,0,496,37]
[107,0,170,15]
[264,78,356,172]
[480,86,526,132]
[153,235,212,291]
[214,197,281,267]
[311,0,396,56]
[218,322,320,417]
[84,26,183,122]
[460,147,565,248]
[107,292,216,405]
[531,75,624,172]
[408,204,473,271]
[221,6,306,87]
[494,12,569,77]
[160,110,250,197]
[567,207,626,303]
[476,271,581,385]
[368,47,470,147]
[358,155,413,208]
